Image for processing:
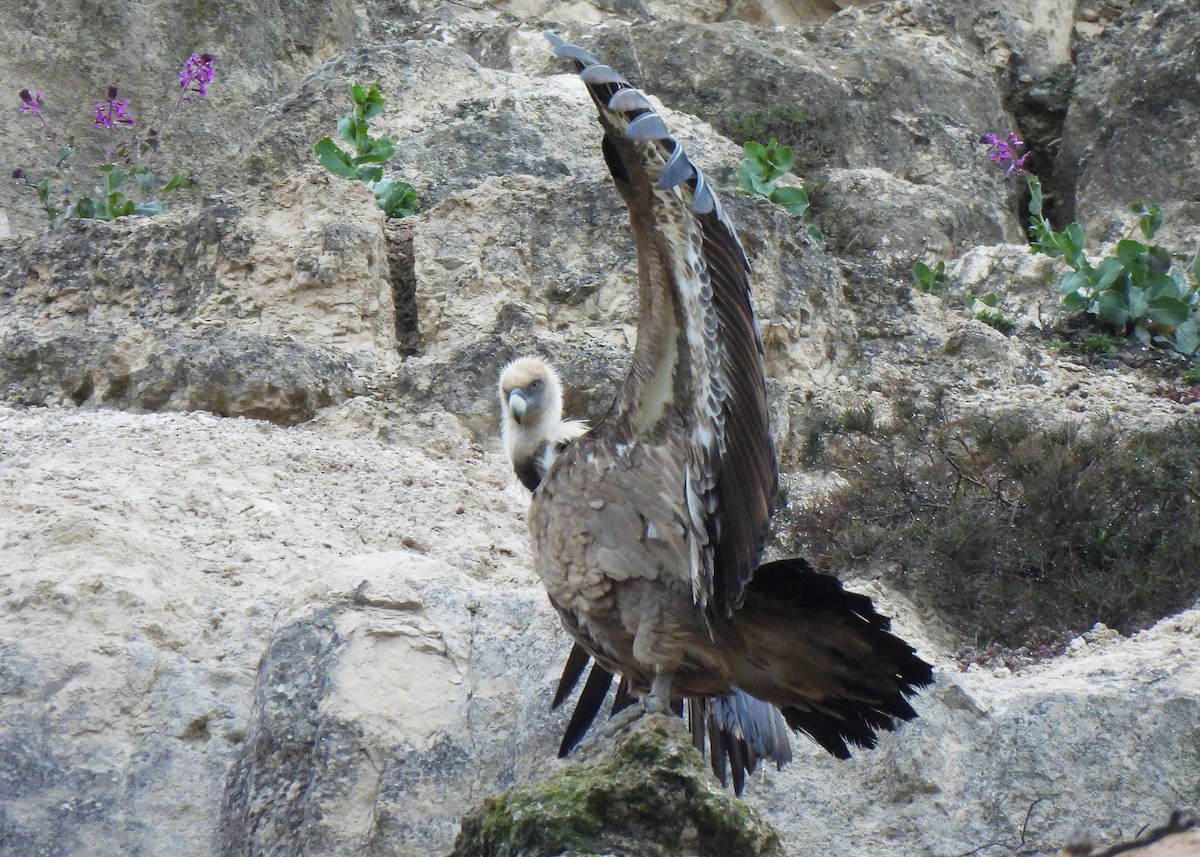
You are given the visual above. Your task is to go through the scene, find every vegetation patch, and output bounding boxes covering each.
[450,717,784,857]
[786,400,1200,651]
[980,130,1200,367]
[910,260,1018,336]
[14,54,213,228]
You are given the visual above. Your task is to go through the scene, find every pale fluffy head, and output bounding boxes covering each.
[500,356,564,426]
[498,356,588,485]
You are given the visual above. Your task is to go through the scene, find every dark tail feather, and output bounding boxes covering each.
[553,656,659,757]
[694,691,792,795]
[558,661,615,757]
[700,700,729,786]
[612,676,637,715]
[552,642,592,710]
[554,654,786,797]
[746,556,934,759]
[677,693,792,796]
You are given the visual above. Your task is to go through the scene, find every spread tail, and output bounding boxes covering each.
[731,557,934,760]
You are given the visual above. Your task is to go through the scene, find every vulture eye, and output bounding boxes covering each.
[529,379,544,390]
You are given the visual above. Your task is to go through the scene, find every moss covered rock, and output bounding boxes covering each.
[450,715,786,857]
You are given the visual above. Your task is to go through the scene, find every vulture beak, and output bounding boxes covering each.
[508,389,528,424]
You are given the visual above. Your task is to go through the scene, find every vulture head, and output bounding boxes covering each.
[499,356,588,491]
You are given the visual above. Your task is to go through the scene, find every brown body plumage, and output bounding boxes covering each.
[498,36,933,792]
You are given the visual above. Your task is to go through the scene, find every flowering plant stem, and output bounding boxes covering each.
[14,53,214,230]
[974,130,1199,362]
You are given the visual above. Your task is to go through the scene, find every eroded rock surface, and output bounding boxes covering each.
[0,175,394,424]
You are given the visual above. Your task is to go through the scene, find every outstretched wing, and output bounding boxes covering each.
[548,34,776,617]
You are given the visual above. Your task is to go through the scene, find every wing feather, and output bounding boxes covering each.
[558,662,616,757]
[550,33,774,616]
[552,642,592,710]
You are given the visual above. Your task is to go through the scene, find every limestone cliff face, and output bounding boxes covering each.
[1,1,1198,855]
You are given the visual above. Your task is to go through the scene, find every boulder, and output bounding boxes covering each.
[1058,0,1200,248]
[0,173,395,424]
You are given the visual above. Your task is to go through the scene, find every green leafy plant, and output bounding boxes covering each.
[1028,176,1200,355]
[315,82,418,218]
[13,54,212,230]
[737,137,823,244]
[980,130,1199,360]
[910,260,946,295]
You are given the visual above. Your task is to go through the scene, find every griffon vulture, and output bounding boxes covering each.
[498,35,933,793]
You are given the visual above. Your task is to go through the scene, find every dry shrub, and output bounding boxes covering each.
[788,404,1200,648]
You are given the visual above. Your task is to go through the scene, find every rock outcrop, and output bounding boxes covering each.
[1,0,1198,855]
[0,177,393,424]
[451,716,787,857]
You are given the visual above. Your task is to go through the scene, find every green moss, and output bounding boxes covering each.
[1079,332,1118,354]
[1049,326,1121,357]
[450,717,785,857]
[974,308,1017,336]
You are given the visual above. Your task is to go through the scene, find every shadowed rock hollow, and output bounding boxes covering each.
[1,0,1198,855]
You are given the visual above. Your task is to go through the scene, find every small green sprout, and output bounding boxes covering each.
[965,291,1017,335]
[315,82,418,218]
[911,260,1016,335]
[1079,332,1117,355]
[738,137,823,244]
[911,260,947,295]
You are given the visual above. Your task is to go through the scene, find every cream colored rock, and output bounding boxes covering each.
[203,174,395,353]
[0,173,397,423]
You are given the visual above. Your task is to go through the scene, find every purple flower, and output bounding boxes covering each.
[18,88,43,116]
[980,131,1028,175]
[93,85,134,129]
[178,53,215,99]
